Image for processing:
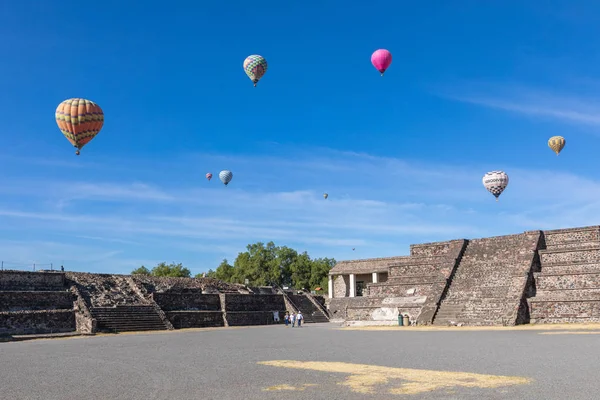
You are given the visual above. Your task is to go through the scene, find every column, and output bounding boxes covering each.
[372,272,378,284]
[349,274,356,297]
[328,275,333,299]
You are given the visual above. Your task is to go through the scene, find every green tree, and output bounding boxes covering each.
[289,251,312,290]
[310,257,336,291]
[131,266,151,275]
[204,259,235,282]
[150,262,191,278]
[224,241,335,290]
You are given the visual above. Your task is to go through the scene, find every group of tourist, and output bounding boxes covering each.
[283,311,303,327]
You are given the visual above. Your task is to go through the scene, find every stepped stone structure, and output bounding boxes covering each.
[528,226,600,323]
[327,225,600,326]
[0,271,76,335]
[0,270,327,336]
[433,231,541,325]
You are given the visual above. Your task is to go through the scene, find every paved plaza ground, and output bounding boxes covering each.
[1,323,599,399]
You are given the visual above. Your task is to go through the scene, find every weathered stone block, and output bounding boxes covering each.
[224,294,285,312]
[166,311,224,328]
[154,293,221,311]
[226,311,284,326]
[0,271,65,291]
[0,291,75,312]
[530,300,600,319]
[540,248,600,265]
[0,310,76,335]
[543,227,600,248]
[536,274,600,290]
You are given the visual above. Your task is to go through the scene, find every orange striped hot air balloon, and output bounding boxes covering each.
[55,98,104,155]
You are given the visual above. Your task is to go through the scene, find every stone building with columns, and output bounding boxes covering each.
[327,257,403,299]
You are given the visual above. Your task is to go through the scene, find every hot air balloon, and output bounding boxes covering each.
[219,170,233,186]
[206,173,213,181]
[371,49,392,76]
[243,55,268,87]
[55,98,104,155]
[482,171,509,201]
[548,136,566,156]
[323,193,328,199]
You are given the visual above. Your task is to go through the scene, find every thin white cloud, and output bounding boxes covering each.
[439,83,600,128]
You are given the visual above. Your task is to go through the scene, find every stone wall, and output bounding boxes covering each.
[223,294,285,312]
[528,226,600,323]
[226,312,282,326]
[223,294,285,326]
[0,310,75,335]
[0,270,65,291]
[153,293,221,311]
[166,311,224,328]
[0,271,78,335]
[0,291,75,311]
[333,275,349,298]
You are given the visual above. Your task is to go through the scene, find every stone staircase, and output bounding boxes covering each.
[91,305,169,332]
[288,294,329,323]
[528,226,600,323]
[433,231,541,326]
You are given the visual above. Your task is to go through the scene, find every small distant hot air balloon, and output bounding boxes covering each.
[55,98,104,155]
[352,248,355,251]
[482,171,509,202]
[219,170,233,186]
[323,193,328,199]
[548,136,566,156]
[371,49,392,76]
[243,55,268,87]
[206,173,213,181]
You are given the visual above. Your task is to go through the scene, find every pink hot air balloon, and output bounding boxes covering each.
[371,49,392,76]
[206,173,212,181]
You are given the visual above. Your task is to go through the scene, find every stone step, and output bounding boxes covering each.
[535,273,600,291]
[538,263,600,275]
[544,241,599,251]
[531,288,600,301]
[530,316,600,324]
[445,286,516,299]
[97,326,166,332]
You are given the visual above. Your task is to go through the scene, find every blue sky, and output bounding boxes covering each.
[1,1,600,274]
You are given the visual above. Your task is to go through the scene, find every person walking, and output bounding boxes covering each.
[284,312,290,327]
[291,312,296,327]
[297,311,303,327]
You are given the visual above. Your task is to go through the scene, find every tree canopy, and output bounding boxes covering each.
[131,262,191,278]
[205,241,335,290]
[130,243,335,290]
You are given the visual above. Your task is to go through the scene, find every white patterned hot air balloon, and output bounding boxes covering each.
[482,171,509,201]
[219,170,233,186]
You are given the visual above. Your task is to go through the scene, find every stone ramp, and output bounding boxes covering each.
[528,226,600,323]
[91,305,169,332]
[433,231,541,326]
[288,294,329,323]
